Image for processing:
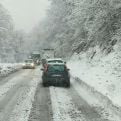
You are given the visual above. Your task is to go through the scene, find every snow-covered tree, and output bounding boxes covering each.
[31,0,121,58]
[0,4,15,62]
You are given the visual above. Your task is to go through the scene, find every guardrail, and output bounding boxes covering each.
[72,76,121,119]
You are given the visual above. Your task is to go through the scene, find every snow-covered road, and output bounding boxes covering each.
[0,68,40,121]
[0,67,120,121]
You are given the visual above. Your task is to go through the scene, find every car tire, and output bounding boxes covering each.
[42,81,48,87]
[65,81,70,88]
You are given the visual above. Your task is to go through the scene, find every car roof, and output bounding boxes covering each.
[25,59,33,61]
[47,58,63,61]
[48,63,65,66]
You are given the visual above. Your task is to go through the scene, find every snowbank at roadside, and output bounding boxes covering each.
[68,43,121,107]
[0,63,21,77]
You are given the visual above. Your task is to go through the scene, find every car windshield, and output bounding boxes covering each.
[48,65,64,72]
[25,60,33,63]
[48,60,63,63]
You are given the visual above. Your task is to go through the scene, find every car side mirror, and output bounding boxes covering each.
[67,68,70,71]
[41,68,44,71]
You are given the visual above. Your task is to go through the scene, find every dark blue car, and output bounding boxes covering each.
[41,63,70,87]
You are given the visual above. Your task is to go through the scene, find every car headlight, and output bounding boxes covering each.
[22,63,25,66]
[31,63,34,66]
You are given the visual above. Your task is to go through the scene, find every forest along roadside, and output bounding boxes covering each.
[0,67,40,121]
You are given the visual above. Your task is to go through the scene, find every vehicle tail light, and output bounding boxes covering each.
[44,64,48,72]
[31,63,34,66]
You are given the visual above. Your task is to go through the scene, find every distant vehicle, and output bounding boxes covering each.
[31,52,41,65]
[42,49,55,59]
[41,63,70,87]
[22,59,35,69]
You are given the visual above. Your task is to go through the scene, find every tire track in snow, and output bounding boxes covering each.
[50,87,86,121]
[0,87,28,121]
[0,70,32,102]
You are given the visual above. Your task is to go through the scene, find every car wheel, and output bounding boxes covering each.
[43,83,48,87]
[65,82,70,88]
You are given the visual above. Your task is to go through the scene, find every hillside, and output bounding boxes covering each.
[68,43,121,107]
[31,0,121,59]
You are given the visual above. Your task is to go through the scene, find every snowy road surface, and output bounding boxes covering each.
[0,67,120,121]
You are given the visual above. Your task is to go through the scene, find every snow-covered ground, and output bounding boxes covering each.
[68,43,121,108]
[0,63,21,77]
[50,87,86,121]
[0,68,40,121]
[9,69,40,121]
[0,64,120,120]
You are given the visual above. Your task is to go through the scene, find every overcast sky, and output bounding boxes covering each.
[0,0,50,32]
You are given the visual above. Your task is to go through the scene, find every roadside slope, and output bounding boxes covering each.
[68,44,121,108]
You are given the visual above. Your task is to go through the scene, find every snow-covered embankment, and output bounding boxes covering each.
[0,63,21,77]
[68,44,121,117]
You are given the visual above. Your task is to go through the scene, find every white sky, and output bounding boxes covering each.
[0,0,50,32]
